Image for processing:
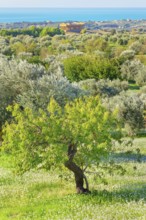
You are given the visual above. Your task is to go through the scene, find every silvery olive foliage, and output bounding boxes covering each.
[103,92,145,134]
[0,55,46,82]
[121,59,146,86]
[120,50,135,60]
[57,43,74,53]
[140,85,146,94]
[0,37,11,55]
[78,79,128,97]
[0,56,46,126]
[18,68,85,110]
[0,56,85,126]
[129,41,142,54]
[17,52,33,58]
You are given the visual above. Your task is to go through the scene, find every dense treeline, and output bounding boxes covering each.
[0,26,64,37]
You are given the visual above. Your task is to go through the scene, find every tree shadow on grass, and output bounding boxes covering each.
[111,152,146,163]
[91,183,146,203]
[129,84,140,90]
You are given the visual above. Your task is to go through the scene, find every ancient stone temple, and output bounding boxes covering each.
[60,22,85,33]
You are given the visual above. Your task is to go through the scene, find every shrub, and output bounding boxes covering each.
[78,79,128,97]
[121,59,146,86]
[103,92,145,135]
[64,55,120,82]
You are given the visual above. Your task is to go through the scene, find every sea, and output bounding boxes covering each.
[0,8,146,23]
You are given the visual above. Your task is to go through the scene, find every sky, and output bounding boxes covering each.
[0,0,146,8]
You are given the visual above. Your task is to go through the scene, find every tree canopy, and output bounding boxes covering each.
[64,55,120,82]
[2,96,121,193]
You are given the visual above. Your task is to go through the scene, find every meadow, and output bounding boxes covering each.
[0,138,146,220]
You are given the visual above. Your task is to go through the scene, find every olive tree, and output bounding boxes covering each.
[0,56,46,126]
[121,59,146,86]
[129,41,142,54]
[18,73,85,110]
[2,96,121,194]
[103,92,145,135]
[0,56,83,127]
[78,79,128,97]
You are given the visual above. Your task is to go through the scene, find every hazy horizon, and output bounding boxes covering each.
[1,7,146,8]
[0,0,146,8]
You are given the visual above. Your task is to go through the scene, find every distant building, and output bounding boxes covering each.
[60,22,85,33]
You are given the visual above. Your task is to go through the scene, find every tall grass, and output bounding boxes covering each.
[0,138,146,220]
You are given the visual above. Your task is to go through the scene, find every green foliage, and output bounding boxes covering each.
[40,27,64,37]
[84,37,108,53]
[118,38,128,45]
[0,26,64,38]
[2,96,120,173]
[64,55,120,82]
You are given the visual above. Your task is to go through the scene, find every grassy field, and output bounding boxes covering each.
[0,138,146,220]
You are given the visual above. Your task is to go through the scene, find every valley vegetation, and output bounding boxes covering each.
[0,26,146,219]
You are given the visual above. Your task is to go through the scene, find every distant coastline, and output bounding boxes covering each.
[0,8,146,23]
[1,20,146,32]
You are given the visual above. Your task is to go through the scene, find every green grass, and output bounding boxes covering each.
[0,138,146,220]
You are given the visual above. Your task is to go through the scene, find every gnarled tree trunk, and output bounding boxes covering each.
[64,143,90,194]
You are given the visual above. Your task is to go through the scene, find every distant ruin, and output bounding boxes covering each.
[60,22,85,33]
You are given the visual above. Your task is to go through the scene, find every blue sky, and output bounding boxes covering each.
[0,0,146,8]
